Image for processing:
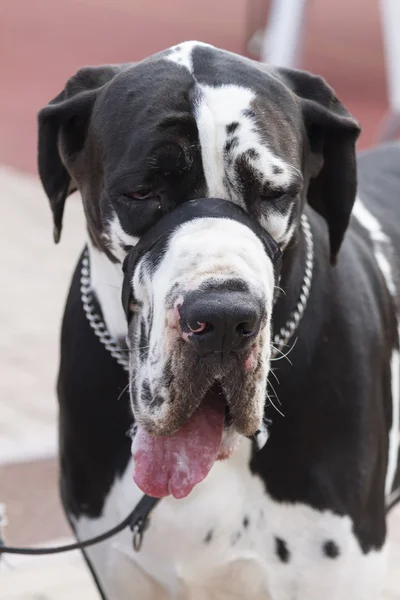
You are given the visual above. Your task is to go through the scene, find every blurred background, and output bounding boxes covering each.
[0,0,399,598]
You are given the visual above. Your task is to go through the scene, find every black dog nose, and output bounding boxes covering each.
[178,291,262,355]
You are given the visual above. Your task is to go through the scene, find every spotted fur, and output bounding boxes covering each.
[37,41,400,600]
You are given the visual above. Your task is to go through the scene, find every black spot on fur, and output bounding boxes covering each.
[243,108,256,120]
[272,164,283,175]
[234,154,264,212]
[243,516,250,528]
[141,380,152,405]
[139,319,148,361]
[204,529,213,543]
[323,540,340,558]
[165,282,181,309]
[226,122,239,135]
[142,380,164,409]
[148,304,154,336]
[275,537,290,563]
[138,265,145,286]
[163,359,174,389]
[224,137,239,154]
[151,394,165,408]
[244,148,259,160]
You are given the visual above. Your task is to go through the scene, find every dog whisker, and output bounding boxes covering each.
[267,379,281,406]
[117,383,130,402]
[274,285,286,296]
[269,368,280,386]
[270,337,298,366]
[266,391,285,418]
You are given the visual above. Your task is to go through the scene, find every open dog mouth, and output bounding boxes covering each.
[131,382,237,500]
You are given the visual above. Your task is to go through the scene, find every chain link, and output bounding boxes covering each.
[271,214,314,358]
[80,249,130,372]
[81,216,313,367]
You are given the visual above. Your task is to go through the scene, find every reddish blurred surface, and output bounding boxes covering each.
[0,0,388,174]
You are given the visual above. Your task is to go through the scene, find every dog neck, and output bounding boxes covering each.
[87,240,127,341]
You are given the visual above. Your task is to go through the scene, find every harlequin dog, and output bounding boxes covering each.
[38,41,400,599]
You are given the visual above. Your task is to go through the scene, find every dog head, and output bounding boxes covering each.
[38,42,360,498]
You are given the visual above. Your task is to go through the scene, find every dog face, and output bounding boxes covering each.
[121,197,282,432]
[38,42,360,498]
[119,198,283,497]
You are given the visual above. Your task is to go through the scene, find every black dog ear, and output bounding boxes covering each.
[275,67,361,264]
[37,65,121,243]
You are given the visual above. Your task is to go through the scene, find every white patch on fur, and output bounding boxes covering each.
[165,41,298,244]
[259,210,292,246]
[87,241,127,341]
[353,198,396,297]
[353,197,400,495]
[107,213,139,263]
[87,213,139,342]
[72,439,387,600]
[194,83,295,242]
[255,423,269,450]
[165,40,212,73]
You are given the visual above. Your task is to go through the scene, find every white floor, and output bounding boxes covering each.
[0,167,399,599]
[0,542,99,600]
[0,167,85,465]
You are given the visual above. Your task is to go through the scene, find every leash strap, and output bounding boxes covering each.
[386,487,400,514]
[0,495,159,556]
[121,197,283,321]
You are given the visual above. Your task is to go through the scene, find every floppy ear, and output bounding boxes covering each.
[275,67,361,264]
[37,65,121,243]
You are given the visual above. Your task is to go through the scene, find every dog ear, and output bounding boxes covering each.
[274,67,361,264]
[37,65,120,243]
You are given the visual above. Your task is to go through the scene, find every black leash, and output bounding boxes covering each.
[386,488,400,514]
[0,494,159,557]
[1,486,398,558]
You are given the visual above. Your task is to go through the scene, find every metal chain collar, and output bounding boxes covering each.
[271,214,314,358]
[80,214,313,368]
[81,251,130,372]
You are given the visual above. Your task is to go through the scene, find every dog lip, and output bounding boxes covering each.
[133,381,228,438]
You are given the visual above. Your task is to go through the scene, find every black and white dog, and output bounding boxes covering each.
[38,42,400,599]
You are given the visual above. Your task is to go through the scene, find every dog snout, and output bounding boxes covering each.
[178,291,262,355]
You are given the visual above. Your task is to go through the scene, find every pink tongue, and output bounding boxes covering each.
[131,392,225,499]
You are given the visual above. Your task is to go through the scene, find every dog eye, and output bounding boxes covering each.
[129,191,156,200]
[260,190,285,202]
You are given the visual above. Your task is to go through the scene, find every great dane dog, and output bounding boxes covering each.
[38,42,400,599]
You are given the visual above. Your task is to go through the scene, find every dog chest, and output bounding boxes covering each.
[73,440,273,597]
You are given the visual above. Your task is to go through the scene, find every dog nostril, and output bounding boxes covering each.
[188,321,210,334]
[236,322,256,337]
